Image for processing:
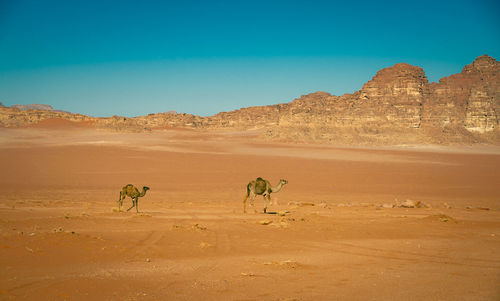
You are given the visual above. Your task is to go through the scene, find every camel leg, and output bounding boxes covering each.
[121,196,126,210]
[263,194,268,213]
[243,194,248,213]
[136,197,139,213]
[250,194,257,213]
[118,192,124,211]
[126,198,135,212]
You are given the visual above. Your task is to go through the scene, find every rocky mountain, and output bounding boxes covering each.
[11,104,56,111]
[1,55,498,145]
[9,104,72,114]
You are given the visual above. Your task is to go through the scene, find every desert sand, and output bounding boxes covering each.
[1,122,499,300]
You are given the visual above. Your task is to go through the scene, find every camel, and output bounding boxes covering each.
[118,184,150,213]
[244,177,288,213]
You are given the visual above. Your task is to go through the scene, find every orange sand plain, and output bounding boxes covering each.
[1,124,499,300]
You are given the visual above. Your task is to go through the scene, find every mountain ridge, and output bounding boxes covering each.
[1,55,498,145]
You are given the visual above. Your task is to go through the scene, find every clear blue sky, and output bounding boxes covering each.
[0,0,499,117]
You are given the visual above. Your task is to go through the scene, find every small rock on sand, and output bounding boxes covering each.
[259,220,273,225]
[192,223,207,231]
[399,200,423,208]
[437,214,457,223]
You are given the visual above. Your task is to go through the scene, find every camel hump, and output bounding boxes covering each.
[256,178,266,185]
[254,178,267,194]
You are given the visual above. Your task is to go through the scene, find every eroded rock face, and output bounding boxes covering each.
[1,55,498,144]
[462,55,499,133]
[0,106,91,127]
[424,55,499,133]
[356,63,428,129]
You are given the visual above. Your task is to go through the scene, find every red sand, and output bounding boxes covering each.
[1,127,499,300]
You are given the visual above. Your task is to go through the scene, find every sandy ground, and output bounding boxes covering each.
[0,123,499,300]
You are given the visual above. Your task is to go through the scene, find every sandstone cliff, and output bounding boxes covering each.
[1,55,498,145]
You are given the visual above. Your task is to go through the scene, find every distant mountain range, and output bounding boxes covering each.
[1,103,72,114]
[1,55,498,145]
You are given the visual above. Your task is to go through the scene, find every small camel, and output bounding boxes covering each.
[118,184,150,213]
[244,177,288,213]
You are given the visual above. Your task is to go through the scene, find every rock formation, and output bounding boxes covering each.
[0,55,498,144]
[11,104,72,114]
[11,104,57,111]
[425,55,498,133]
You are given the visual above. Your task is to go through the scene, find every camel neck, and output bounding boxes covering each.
[271,182,283,193]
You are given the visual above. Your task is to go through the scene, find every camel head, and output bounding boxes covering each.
[138,186,150,197]
[280,179,288,185]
